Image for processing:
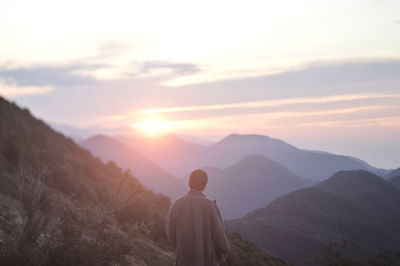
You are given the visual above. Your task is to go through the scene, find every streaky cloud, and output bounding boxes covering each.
[138,92,400,114]
[0,63,104,87]
[136,61,201,76]
[297,116,400,128]
[0,79,52,97]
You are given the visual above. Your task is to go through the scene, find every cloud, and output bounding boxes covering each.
[0,63,103,87]
[0,79,52,97]
[297,116,400,128]
[135,61,201,76]
[184,105,388,126]
[137,92,400,114]
[173,59,400,105]
[6,57,400,131]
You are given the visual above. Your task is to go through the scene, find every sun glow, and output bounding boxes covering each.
[132,118,173,136]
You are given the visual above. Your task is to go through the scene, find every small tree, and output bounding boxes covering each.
[15,165,55,250]
[0,165,56,266]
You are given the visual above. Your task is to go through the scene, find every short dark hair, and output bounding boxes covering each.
[189,169,208,191]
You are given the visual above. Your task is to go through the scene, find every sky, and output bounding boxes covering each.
[1,0,400,168]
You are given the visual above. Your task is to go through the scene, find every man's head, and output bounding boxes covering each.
[189,169,208,191]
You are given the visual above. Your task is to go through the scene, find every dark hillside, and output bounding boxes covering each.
[317,170,400,226]
[389,175,400,190]
[386,167,400,179]
[227,171,400,265]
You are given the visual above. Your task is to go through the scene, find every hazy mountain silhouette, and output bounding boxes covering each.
[51,122,136,141]
[337,154,390,176]
[81,135,316,219]
[116,134,207,178]
[201,154,315,219]
[389,175,400,190]
[81,135,185,199]
[113,134,387,181]
[203,134,388,180]
[227,170,400,265]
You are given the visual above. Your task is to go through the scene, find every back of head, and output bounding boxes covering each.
[189,169,208,191]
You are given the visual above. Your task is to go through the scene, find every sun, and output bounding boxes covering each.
[132,118,173,136]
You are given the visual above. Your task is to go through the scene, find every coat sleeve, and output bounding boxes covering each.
[166,203,177,248]
[210,200,230,255]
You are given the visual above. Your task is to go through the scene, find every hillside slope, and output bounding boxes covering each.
[316,170,400,227]
[386,167,400,179]
[388,175,400,190]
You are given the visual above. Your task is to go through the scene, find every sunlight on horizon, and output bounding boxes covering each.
[132,118,173,136]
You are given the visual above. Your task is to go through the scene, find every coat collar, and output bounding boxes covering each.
[187,190,206,198]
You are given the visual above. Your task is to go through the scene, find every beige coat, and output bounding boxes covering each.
[166,190,230,266]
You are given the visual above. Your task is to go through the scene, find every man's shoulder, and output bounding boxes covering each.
[173,193,214,205]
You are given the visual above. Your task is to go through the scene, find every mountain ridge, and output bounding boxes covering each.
[205,134,388,180]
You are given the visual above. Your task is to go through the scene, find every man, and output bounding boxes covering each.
[166,169,230,266]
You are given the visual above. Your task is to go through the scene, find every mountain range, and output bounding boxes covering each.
[203,134,389,180]
[79,132,393,219]
[226,170,400,265]
[81,135,315,218]
[111,133,389,181]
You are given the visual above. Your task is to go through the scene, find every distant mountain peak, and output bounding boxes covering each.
[215,133,298,151]
[316,170,396,197]
[86,134,110,141]
[82,134,123,146]
[318,170,386,188]
[221,133,272,141]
